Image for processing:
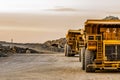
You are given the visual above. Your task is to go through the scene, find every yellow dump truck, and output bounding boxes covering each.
[64,29,84,57]
[80,19,120,72]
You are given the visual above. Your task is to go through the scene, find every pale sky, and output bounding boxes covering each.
[0,0,120,43]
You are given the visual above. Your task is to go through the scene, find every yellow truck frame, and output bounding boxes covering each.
[81,20,120,72]
[64,29,84,57]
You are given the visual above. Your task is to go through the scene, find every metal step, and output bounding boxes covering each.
[97,40,103,59]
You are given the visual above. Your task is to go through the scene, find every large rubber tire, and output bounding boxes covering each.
[79,51,81,62]
[64,44,67,56]
[81,47,85,70]
[65,44,75,57]
[64,44,71,56]
[85,49,95,72]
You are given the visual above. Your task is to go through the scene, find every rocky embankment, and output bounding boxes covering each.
[0,42,39,57]
[41,38,66,52]
[0,38,66,57]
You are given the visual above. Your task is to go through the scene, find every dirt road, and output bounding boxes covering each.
[0,53,120,80]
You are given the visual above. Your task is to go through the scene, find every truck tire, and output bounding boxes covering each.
[79,51,81,62]
[79,47,85,62]
[81,47,85,70]
[85,49,95,72]
[66,44,72,56]
[65,44,75,57]
[64,44,67,56]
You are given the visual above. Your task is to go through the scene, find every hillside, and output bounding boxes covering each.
[0,38,66,56]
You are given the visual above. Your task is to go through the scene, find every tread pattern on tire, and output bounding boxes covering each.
[64,44,75,57]
[64,44,67,56]
[85,49,95,72]
[81,47,85,70]
[79,51,81,62]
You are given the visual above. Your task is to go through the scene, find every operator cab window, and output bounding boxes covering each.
[88,36,94,40]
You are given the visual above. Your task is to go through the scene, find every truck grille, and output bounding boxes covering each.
[105,45,120,61]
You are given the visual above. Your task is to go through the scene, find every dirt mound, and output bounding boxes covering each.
[0,38,66,56]
[0,44,11,57]
[42,38,66,52]
[0,44,39,57]
[13,46,39,53]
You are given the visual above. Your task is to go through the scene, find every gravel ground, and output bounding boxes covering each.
[0,53,120,80]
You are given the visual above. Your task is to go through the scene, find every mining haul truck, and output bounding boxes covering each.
[80,19,120,72]
[64,29,84,57]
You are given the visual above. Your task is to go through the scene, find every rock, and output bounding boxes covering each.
[13,46,39,53]
[42,38,66,52]
[103,16,119,20]
[0,44,39,57]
